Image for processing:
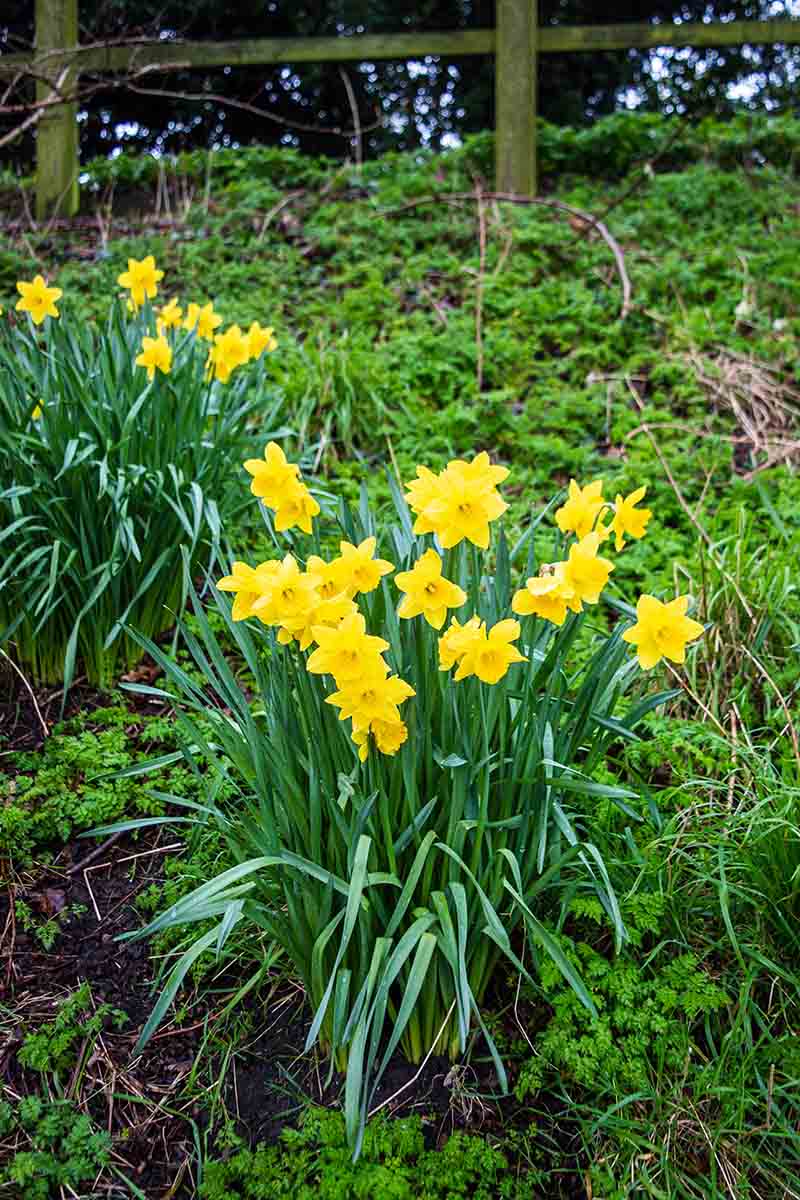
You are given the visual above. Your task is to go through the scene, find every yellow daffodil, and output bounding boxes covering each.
[135,334,172,381]
[326,670,415,732]
[334,537,394,596]
[610,486,652,551]
[307,554,352,600]
[438,616,483,671]
[405,454,508,547]
[562,532,613,606]
[282,592,358,652]
[307,612,389,684]
[250,554,319,627]
[351,717,409,762]
[394,549,466,629]
[449,453,510,492]
[244,441,301,507]
[453,618,527,685]
[414,454,508,550]
[217,559,281,621]
[117,256,164,308]
[246,321,277,359]
[404,466,446,535]
[31,403,43,420]
[184,301,222,341]
[427,481,507,548]
[511,565,580,627]
[15,275,62,325]
[242,442,319,534]
[623,594,704,670]
[273,479,320,535]
[555,479,605,539]
[207,324,249,383]
[371,717,408,755]
[156,297,183,332]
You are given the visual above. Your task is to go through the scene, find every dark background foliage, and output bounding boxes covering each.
[2,1,799,165]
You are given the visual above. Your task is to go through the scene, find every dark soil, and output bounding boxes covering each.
[1,829,210,1196]
[0,671,109,754]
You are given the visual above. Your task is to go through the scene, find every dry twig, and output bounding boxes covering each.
[381,189,633,321]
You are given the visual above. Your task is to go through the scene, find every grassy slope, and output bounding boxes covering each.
[2,117,799,1196]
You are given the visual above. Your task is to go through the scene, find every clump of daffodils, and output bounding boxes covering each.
[2,260,283,693]
[131,438,710,1155]
[218,451,704,763]
[9,259,276,393]
[112,256,277,386]
[221,445,411,761]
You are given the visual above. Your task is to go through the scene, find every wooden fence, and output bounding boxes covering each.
[2,0,800,219]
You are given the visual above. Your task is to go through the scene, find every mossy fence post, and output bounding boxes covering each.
[35,0,79,221]
[495,0,537,196]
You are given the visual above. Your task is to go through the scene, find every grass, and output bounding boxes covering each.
[1,112,799,1195]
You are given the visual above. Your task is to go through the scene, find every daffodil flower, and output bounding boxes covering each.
[452,618,527,685]
[610,486,652,551]
[562,532,613,606]
[135,334,172,381]
[395,549,466,629]
[15,276,62,325]
[623,594,703,669]
[117,256,164,308]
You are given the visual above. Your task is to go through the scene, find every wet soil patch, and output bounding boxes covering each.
[1,828,209,1196]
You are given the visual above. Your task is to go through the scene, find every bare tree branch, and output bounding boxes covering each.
[0,40,384,144]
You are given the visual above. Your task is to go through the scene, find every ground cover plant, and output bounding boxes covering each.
[1,112,799,1196]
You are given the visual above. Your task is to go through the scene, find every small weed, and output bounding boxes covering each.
[14,899,87,951]
[18,983,127,1076]
[0,1097,111,1200]
[0,702,198,860]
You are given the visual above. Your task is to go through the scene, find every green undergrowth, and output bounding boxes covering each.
[0,1097,111,1200]
[200,1107,541,1199]
[18,983,128,1076]
[0,701,196,861]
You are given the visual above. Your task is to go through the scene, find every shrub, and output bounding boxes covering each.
[0,265,283,690]
[105,450,703,1152]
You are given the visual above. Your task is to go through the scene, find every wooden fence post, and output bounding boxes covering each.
[495,0,537,195]
[35,0,79,220]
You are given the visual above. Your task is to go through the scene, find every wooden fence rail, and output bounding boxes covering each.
[2,0,799,219]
